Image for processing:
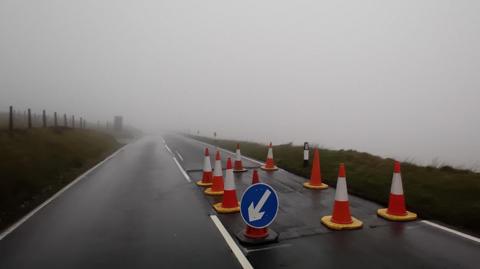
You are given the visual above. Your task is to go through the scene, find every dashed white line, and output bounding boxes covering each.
[165,144,173,155]
[173,157,191,182]
[176,151,184,162]
[210,215,253,269]
[0,144,128,241]
[422,220,480,243]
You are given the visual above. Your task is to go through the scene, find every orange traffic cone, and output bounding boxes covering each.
[213,158,240,213]
[204,150,224,196]
[233,144,247,173]
[377,161,417,221]
[261,142,278,171]
[321,163,362,230]
[196,148,213,187]
[303,148,328,190]
[251,170,260,184]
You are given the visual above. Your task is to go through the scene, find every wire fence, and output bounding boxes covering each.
[1,105,114,132]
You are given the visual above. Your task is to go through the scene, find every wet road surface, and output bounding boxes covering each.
[0,136,242,269]
[0,134,479,268]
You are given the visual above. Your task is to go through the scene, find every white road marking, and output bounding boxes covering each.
[422,220,480,243]
[0,144,129,241]
[164,144,173,155]
[210,215,253,269]
[160,136,166,144]
[173,157,191,182]
[176,151,184,162]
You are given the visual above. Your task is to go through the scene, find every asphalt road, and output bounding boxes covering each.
[0,134,479,268]
[0,136,242,269]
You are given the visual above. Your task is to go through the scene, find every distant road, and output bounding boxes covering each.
[0,134,478,268]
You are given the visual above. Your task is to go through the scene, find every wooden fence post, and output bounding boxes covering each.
[28,109,32,128]
[42,110,47,128]
[9,106,13,131]
[54,112,58,127]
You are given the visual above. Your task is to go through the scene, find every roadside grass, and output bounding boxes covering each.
[193,136,480,236]
[0,128,121,231]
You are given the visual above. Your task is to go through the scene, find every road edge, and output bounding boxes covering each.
[0,143,130,241]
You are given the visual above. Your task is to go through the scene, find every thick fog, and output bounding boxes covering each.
[1,1,479,170]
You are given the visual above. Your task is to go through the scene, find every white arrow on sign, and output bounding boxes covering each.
[248,189,271,222]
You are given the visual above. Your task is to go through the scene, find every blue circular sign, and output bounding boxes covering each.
[240,183,279,229]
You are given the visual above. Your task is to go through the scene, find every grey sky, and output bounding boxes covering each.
[1,1,479,170]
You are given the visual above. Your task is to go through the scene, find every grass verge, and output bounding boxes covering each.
[192,135,480,236]
[0,128,121,231]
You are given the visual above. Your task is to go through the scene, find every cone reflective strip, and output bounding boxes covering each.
[236,148,241,161]
[334,177,348,201]
[200,148,212,183]
[267,146,273,159]
[390,172,404,195]
[204,153,212,173]
[387,162,407,216]
[222,158,239,208]
[211,151,224,192]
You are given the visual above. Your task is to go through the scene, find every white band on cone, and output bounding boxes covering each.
[236,149,241,161]
[304,150,309,160]
[224,168,235,190]
[390,173,404,195]
[214,160,222,177]
[335,177,349,201]
[267,148,273,159]
[203,156,212,172]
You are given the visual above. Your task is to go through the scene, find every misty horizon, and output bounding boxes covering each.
[1,0,479,171]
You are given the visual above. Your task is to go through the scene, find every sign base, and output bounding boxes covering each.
[236,229,279,246]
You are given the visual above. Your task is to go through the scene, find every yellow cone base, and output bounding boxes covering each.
[196,181,212,187]
[233,169,248,173]
[321,216,363,230]
[204,188,224,196]
[303,182,328,190]
[377,208,418,222]
[261,165,278,171]
[213,202,240,214]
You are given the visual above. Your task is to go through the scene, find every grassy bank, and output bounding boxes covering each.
[0,128,121,231]
[193,136,480,236]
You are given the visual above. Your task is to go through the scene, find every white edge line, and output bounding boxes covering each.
[422,220,480,243]
[173,157,191,182]
[210,215,253,269]
[0,143,129,241]
[164,144,173,154]
[176,151,184,162]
